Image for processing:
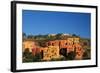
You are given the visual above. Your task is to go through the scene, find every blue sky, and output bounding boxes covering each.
[22,10,91,38]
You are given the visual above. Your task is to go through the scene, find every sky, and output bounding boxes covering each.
[22,10,91,38]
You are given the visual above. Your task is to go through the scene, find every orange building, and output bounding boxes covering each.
[22,40,37,52]
[23,37,84,60]
[44,37,84,60]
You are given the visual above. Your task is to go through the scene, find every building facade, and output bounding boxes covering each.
[23,37,84,61]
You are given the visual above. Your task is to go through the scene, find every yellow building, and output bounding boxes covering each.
[74,38,80,44]
[41,46,60,61]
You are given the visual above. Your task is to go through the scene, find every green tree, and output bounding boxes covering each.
[23,48,33,62]
[27,35,33,39]
[56,33,63,39]
[67,51,76,60]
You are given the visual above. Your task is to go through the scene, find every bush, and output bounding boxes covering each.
[23,48,33,62]
[67,51,76,60]
[83,49,91,59]
[32,53,42,62]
